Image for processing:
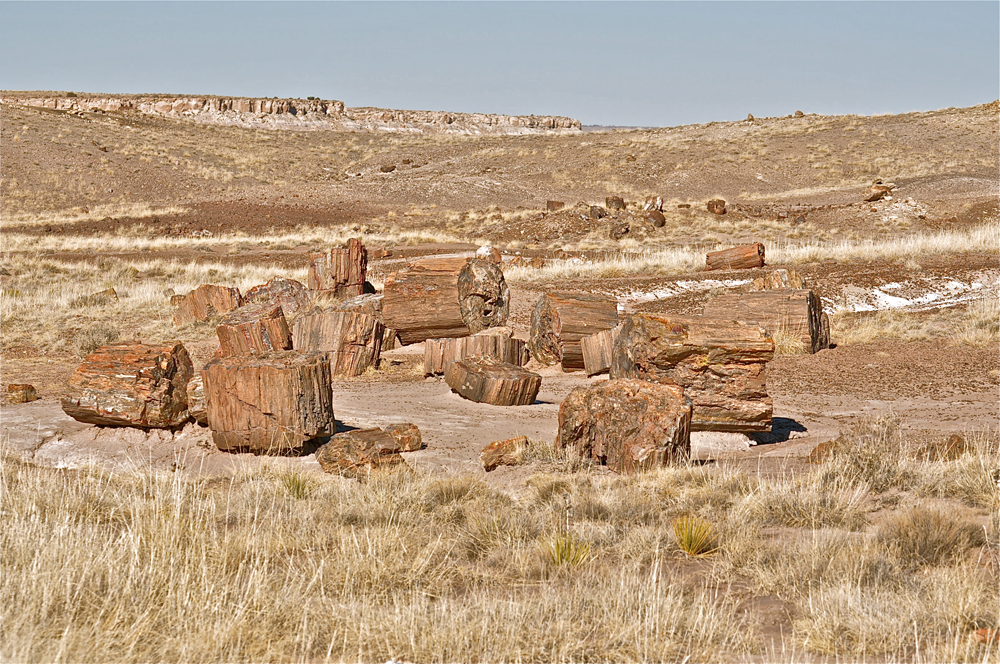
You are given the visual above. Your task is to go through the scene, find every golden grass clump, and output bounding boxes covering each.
[671,515,720,557]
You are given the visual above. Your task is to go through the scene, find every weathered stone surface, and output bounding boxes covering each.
[187,374,207,425]
[546,200,565,211]
[315,428,406,479]
[445,357,541,406]
[61,342,193,428]
[643,196,663,212]
[308,237,367,297]
[385,423,423,451]
[557,379,692,474]
[424,327,528,376]
[292,310,384,377]
[589,205,608,220]
[7,384,38,403]
[606,195,626,210]
[481,435,528,471]
[457,259,510,334]
[645,210,666,227]
[243,277,311,320]
[334,293,384,318]
[707,199,727,215]
[174,284,243,326]
[216,302,293,357]
[747,268,804,291]
[580,324,622,376]
[705,243,765,271]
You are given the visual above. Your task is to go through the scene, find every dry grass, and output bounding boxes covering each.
[832,295,1000,347]
[1,203,188,227]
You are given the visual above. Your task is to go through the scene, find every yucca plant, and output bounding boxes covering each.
[672,515,720,557]
[541,534,592,567]
[278,470,315,499]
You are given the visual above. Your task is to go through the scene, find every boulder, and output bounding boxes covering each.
[707,199,727,215]
[645,210,666,227]
[7,384,38,403]
[315,428,407,479]
[480,435,528,471]
[173,284,243,326]
[546,200,565,212]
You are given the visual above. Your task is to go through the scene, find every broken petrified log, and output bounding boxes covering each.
[424,327,529,376]
[187,374,207,425]
[705,243,765,271]
[444,357,541,406]
[702,289,829,353]
[384,423,423,451]
[308,237,367,296]
[382,259,509,345]
[480,435,528,471]
[173,284,243,326]
[610,314,774,432]
[61,342,194,428]
[557,379,692,474]
[202,351,335,454]
[334,293,383,318]
[7,384,38,403]
[292,311,385,377]
[316,428,409,479]
[747,268,804,292]
[243,277,311,320]
[216,302,293,357]
[407,255,473,273]
[528,291,619,370]
[580,323,622,376]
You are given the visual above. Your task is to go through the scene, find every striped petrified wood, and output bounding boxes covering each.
[292,310,385,377]
[705,243,765,271]
[424,327,529,376]
[243,277,312,320]
[173,284,243,326]
[308,237,368,297]
[528,291,619,371]
[444,357,541,406]
[215,302,293,357]
[580,323,622,376]
[702,289,829,353]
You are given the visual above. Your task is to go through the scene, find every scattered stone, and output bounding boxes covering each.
[480,435,528,471]
[174,284,243,326]
[589,205,607,220]
[677,203,691,209]
[7,384,38,403]
[316,428,407,479]
[643,196,663,212]
[379,164,396,173]
[609,220,630,240]
[645,210,666,227]
[606,195,626,210]
[707,199,727,215]
[546,200,565,211]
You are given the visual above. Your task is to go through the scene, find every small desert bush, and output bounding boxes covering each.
[819,414,912,493]
[540,533,592,567]
[672,515,720,556]
[73,322,120,356]
[876,504,986,568]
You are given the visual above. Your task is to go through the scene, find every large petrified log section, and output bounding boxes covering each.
[315,428,407,479]
[61,342,194,428]
[444,357,541,406]
[202,351,335,454]
[216,302,293,357]
[610,314,774,432]
[580,324,622,376]
[528,292,619,370]
[382,259,509,345]
[557,379,692,474]
[705,243,765,271]
[424,327,528,376]
[333,293,398,349]
[702,289,829,353]
[292,311,385,377]
[174,284,243,326]
[308,237,368,296]
[243,277,312,320]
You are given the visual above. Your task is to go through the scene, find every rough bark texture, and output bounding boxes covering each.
[480,435,528,471]
[61,342,193,428]
[528,291,619,370]
[610,314,774,432]
[292,311,385,377]
[747,268,804,292]
[702,289,829,353]
[202,351,334,454]
[581,324,622,376]
[308,237,367,296]
[557,379,692,474]
[424,327,528,376]
[243,277,311,320]
[705,243,765,271]
[174,284,243,326]
[187,374,207,425]
[444,357,541,406]
[315,429,406,479]
[334,293,383,318]
[382,259,509,345]
[216,302,293,357]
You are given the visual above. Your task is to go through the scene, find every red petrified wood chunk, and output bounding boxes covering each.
[173,284,243,326]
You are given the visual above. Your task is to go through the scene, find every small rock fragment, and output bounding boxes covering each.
[480,435,528,471]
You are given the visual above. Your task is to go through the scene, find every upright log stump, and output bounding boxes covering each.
[308,237,368,297]
[292,310,385,377]
[528,291,619,371]
[610,314,775,432]
[702,289,829,353]
[216,302,293,357]
[557,379,692,474]
[580,324,622,376]
[61,342,194,428]
[424,327,528,376]
[705,243,765,271]
[173,284,243,326]
[445,357,541,406]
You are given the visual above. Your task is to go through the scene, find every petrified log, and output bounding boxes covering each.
[7,384,38,403]
[407,255,473,273]
[606,195,626,210]
[557,379,692,474]
[61,342,193,428]
[202,351,334,454]
[216,302,293,357]
[610,314,774,432]
[424,327,528,376]
[580,324,622,376]
[528,291,619,370]
[384,423,423,451]
[705,243,765,271]
[444,357,541,406]
[187,374,207,425]
[546,200,565,211]
[702,289,829,353]
[480,435,528,471]
[315,428,407,479]
[174,284,243,326]
[747,268,804,292]
[308,237,367,296]
[382,259,509,345]
[243,277,311,320]
[292,311,385,377]
[335,293,383,318]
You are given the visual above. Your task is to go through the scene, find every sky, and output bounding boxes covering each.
[1,1,997,127]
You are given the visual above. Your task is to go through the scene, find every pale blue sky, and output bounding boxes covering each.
[1,1,997,126]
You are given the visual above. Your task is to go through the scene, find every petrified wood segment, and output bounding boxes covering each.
[7,384,38,403]
[61,342,194,428]
[424,327,528,376]
[747,268,804,292]
[292,311,385,377]
[528,291,619,370]
[444,357,541,406]
[480,435,528,471]
[580,324,622,376]
[557,379,692,474]
[407,255,472,273]
[243,277,311,320]
[702,289,829,353]
[334,293,384,318]
[315,428,406,479]
[308,237,367,296]
[187,374,207,425]
[705,243,765,271]
[173,284,243,326]
[202,351,334,454]
[382,259,509,345]
[610,314,774,432]
[216,302,293,357]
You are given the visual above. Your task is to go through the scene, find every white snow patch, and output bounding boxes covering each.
[829,271,1000,313]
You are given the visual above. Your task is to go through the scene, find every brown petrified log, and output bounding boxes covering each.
[747,268,804,292]
[61,342,193,428]
[187,374,207,425]
[202,351,334,454]
[480,435,528,471]
[173,284,243,326]
[7,384,38,403]
[407,255,472,273]
[705,243,765,271]
[308,237,367,296]
[292,311,385,377]
[334,293,384,318]
[528,291,619,370]
[580,323,622,376]
[382,259,510,345]
[216,302,293,357]
[610,314,774,432]
[243,277,311,320]
[444,357,541,406]
[424,327,528,376]
[702,289,829,353]
[384,423,424,451]
[557,379,692,474]
[315,428,407,479]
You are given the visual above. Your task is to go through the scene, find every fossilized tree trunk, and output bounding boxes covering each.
[243,277,311,320]
[292,310,385,377]
[444,357,541,406]
[528,291,619,370]
[424,327,528,376]
[308,237,368,296]
[705,243,765,271]
[580,324,622,376]
[702,289,829,353]
[173,284,243,326]
[216,302,293,357]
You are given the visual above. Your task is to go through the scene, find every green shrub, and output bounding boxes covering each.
[672,515,720,557]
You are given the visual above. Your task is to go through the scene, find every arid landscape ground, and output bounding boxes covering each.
[1,93,998,662]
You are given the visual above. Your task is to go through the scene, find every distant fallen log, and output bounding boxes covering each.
[216,302,293,357]
[292,310,385,377]
[580,324,622,376]
[702,289,829,353]
[173,284,243,326]
[528,291,619,370]
[308,237,367,297]
[424,327,528,376]
[705,243,765,271]
[445,357,541,406]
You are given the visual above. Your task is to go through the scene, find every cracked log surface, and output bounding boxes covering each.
[216,302,293,357]
[173,284,243,326]
[580,324,622,376]
[308,237,367,297]
[528,291,619,371]
[292,310,385,377]
[444,356,541,406]
[705,243,765,271]
[702,289,830,353]
[243,277,311,320]
[423,327,528,376]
